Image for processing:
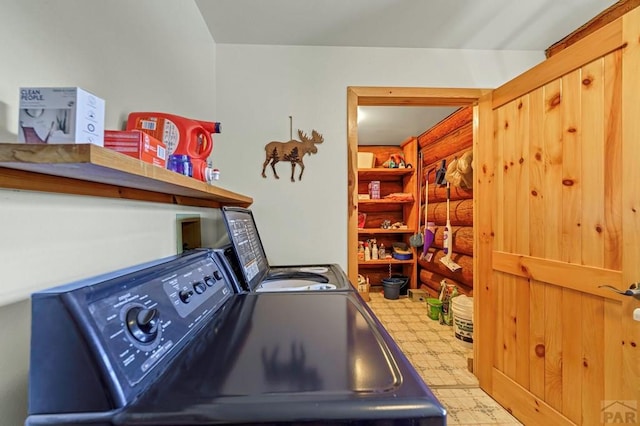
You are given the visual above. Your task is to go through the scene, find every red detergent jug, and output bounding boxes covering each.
[126,112,220,181]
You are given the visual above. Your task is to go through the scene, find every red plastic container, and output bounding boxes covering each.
[126,112,220,181]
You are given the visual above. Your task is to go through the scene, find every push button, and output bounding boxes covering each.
[193,282,207,294]
[213,270,223,280]
[204,276,215,287]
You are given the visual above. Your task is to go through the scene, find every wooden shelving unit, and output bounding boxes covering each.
[354,138,418,289]
[0,143,252,208]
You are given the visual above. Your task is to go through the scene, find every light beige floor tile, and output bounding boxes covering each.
[367,291,522,425]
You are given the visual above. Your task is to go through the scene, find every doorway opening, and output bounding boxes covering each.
[347,85,492,386]
[346,86,488,283]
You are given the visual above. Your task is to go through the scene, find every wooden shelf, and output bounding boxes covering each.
[358,198,413,205]
[358,228,415,234]
[358,258,414,266]
[0,143,253,208]
[358,168,414,181]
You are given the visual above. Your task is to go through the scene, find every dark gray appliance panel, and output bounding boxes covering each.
[117,292,446,425]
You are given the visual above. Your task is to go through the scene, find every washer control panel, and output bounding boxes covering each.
[87,252,233,386]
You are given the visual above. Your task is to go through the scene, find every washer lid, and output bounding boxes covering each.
[119,293,445,424]
[221,207,270,292]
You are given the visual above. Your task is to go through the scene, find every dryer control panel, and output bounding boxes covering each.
[84,251,234,386]
[29,250,238,415]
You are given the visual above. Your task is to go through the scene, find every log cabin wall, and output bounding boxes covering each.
[417,107,474,298]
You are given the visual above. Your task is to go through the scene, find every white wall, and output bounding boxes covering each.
[0,1,220,423]
[214,44,544,267]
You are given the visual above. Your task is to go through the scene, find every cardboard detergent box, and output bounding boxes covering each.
[104,130,167,167]
[18,87,105,146]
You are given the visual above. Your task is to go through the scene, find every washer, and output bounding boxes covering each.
[26,250,446,425]
[217,207,352,293]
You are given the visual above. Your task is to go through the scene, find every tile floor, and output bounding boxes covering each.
[366,290,523,426]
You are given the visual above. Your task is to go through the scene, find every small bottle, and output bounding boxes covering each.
[364,242,371,261]
[379,243,385,259]
[192,160,221,183]
[204,167,220,182]
[357,241,365,261]
[372,241,379,260]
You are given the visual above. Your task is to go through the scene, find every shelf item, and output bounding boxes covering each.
[357,152,375,168]
[0,143,252,208]
[358,212,367,228]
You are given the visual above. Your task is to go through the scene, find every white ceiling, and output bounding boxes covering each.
[357,105,460,146]
[195,0,617,144]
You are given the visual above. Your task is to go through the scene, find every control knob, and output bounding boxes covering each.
[179,289,194,303]
[126,307,159,344]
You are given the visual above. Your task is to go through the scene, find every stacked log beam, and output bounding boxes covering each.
[418,107,473,150]
[425,182,473,202]
[419,268,473,297]
[426,225,473,256]
[418,249,473,289]
[424,199,472,226]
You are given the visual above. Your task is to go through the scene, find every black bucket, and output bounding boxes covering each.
[382,277,405,300]
[392,275,410,295]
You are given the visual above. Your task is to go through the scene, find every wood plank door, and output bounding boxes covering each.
[475,10,640,426]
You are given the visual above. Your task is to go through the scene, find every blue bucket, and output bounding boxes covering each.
[382,277,405,300]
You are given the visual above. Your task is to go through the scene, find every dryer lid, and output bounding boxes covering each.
[221,207,270,291]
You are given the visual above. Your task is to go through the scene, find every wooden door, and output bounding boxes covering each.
[475,10,640,425]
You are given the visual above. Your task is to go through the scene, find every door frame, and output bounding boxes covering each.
[346,86,492,382]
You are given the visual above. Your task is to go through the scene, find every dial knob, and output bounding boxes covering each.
[126,307,159,344]
[179,289,194,304]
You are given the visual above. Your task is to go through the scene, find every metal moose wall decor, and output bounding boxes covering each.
[261,129,324,182]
